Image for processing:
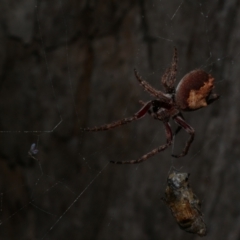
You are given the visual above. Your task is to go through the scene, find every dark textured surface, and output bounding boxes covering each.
[0,0,239,239]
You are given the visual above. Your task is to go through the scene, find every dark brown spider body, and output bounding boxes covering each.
[147,100,176,121]
[175,70,217,111]
[163,172,207,236]
[82,48,219,164]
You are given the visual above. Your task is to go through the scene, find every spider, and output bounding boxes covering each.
[82,48,219,164]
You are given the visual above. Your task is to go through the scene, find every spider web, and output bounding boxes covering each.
[0,0,237,239]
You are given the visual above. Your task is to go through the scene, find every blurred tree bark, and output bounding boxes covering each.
[0,0,239,240]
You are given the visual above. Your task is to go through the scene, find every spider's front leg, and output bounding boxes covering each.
[161,47,178,94]
[134,69,170,103]
[111,121,173,164]
[171,115,195,158]
[81,101,152,132]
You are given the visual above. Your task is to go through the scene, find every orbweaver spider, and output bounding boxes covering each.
[82,48,219,164]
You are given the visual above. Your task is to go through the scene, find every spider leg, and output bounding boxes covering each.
[134,69,170,103]
[110,121,173,164]
[82,101,152,131]
[161,47,178,93]
[171,115,195,158]
[173,112,185,136]
[174,126,182,136]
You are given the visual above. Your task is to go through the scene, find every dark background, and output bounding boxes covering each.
[0,0,239,239]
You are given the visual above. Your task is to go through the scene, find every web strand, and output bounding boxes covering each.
[40,162,109,239]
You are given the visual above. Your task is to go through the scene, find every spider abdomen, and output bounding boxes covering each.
[175,70,216,111]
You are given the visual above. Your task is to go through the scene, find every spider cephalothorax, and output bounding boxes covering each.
[82,48,219,164]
